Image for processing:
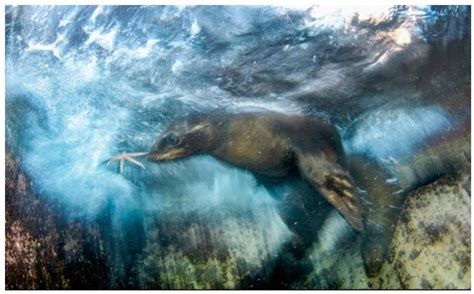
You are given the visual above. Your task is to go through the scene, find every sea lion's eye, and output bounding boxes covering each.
[165,133,179,146]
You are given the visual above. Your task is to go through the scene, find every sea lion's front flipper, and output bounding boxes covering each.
[296,152,364,232]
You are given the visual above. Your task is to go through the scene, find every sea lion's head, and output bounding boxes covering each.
[148,115,217,162]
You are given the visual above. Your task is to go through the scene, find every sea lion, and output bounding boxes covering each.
[110,111,364,233]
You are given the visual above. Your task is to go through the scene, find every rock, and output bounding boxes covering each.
[134,208,289,289]
[389,174,470,289]
[5,150,110,289]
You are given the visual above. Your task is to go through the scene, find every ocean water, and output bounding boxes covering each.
[5,5,470,289]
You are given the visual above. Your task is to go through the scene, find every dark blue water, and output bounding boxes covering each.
[5,5,470,289]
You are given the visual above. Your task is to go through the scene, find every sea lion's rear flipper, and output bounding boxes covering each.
[348,155,406,277]
[296,152,364,232]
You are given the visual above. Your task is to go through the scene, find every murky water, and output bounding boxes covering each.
[5,5,471,289]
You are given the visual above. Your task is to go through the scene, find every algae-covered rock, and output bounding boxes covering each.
[135,208,290,289]
[6,151,69,289]
[389,173,470,289]
[5,151,110,289]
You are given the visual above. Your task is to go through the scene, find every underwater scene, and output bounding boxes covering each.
[5,5,471,290]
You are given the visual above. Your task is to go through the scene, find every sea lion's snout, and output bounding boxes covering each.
[148,132,188,162]
[148,118,214,162]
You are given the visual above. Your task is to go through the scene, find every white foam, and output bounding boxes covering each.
[84,25,118,51]
[25,32,66,60]
[171,59,184,74]
[316,210,352,254]
[89,6,104,24]
[190,20,201,37]
[344,106,454,164]
[135,39,159,59]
